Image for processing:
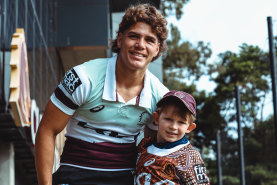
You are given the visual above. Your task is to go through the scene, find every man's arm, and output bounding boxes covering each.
[144,125,157,138]
[35,100,71,185]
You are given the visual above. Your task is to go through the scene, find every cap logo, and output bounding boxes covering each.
[174,91,185,99]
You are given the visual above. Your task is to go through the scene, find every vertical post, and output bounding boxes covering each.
[267,16,277,153]
[24,0,28,37]
[15,0,18,28]
[216,130,223,185]
[39,0,42,108]
[0,0,7,112]
[235,86,246,185]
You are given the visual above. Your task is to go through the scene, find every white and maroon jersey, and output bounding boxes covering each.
[50,55,168,171]
[136,138,210,185]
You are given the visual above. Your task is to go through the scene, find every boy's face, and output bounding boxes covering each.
[154,105,196,143]
[116,22,160,72]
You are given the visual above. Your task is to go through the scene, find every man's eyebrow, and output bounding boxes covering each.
[127,31,158,40]
[127,31,138,35]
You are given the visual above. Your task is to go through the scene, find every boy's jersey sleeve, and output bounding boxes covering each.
[176,148,210,185]
[50,65,92,115]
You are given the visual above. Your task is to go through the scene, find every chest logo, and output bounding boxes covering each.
[144,158,155,166]
[161,162,176,180]
[90,105,105,112]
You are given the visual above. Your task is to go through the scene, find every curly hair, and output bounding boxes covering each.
[111,4,168,62]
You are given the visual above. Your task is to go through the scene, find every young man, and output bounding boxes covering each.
[35,4,168,185]
[136,90,210,185]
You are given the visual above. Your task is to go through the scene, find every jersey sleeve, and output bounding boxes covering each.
[177,147,210,184]
[137,137,152,153]
[50,65,92,115]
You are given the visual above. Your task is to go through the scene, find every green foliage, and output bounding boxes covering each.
[209,44,270,124]
[161,0,190,19]
[245,165,277,185]
[222,176,240,185]
[194,95,226,147]
[161,2,277,185]
[163,24,212,82]
[204,43,277,185]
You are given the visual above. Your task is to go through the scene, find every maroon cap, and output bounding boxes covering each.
[157,90,196,116]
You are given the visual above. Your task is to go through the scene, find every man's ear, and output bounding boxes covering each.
[117,33,123,49]
[153,112,159,125]
[154,42,160,57]
[186,123,196,133]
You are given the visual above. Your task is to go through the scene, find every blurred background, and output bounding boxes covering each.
[0,0,276,184]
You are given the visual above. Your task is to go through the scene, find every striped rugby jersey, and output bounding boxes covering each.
[50,56,168,171]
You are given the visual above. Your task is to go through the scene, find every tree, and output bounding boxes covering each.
[163,24,212,85]
[209,44,270,125]
[206,43,277,185]
[160,2,277,184]
[161,0,190,20]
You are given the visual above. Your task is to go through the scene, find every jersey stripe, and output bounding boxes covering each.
[60,136,137,169]
[54,87,79,110]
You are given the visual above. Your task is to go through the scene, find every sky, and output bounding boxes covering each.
[168,0,277,57]
[167,0,277,119]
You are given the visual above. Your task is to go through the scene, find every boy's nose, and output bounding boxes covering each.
[169,122,178,130]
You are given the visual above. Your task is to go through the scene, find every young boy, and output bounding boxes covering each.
[136,90,210,185]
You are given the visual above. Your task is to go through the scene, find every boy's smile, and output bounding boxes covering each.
[154,105,195,143]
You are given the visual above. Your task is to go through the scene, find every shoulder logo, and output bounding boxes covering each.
[61,69,82,95]
[144,158,155,166]
[193,164,209,184]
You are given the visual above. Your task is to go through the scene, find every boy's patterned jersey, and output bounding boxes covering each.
[136,138,210,185]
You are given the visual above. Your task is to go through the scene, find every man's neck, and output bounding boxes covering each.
[115,62,146,103]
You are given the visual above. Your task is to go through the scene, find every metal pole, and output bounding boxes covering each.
[15,0,18,28]
[0,0,7,112]
[235,86,246,185]
[216,130,223,185]
[267,16,277,153]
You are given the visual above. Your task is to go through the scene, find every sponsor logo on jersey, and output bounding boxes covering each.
[193,164,209,184]
[90,105,105,112]
[161,162,176,180]
[138,111,151,126]
[61,69,82,95]
[144,158,155,166]
[77,121,138,139]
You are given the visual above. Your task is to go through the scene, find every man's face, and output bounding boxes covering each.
[117,22,160,72]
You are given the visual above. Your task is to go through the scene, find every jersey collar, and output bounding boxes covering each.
[102,55,151,109]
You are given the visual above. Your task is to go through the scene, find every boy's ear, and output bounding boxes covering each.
[153,112,159,125]
[186,123,196,133]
